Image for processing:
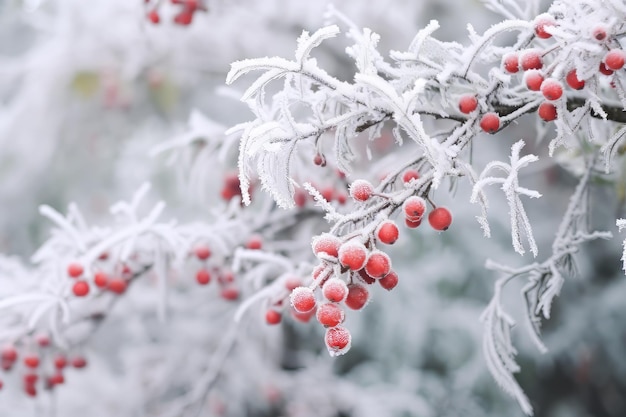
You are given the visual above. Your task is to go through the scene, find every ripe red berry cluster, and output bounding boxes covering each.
[1,343,87,397]
[220,172,255,203]
[67,259,132,298]
[499,16,625,122]
[191,243,241,301]
[146,0,206,26]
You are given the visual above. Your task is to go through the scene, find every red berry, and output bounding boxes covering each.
[541,78,563,101]
[320,186,334,202]
[349,179,374,202]
[312,233,341,258]
[592,26,608,41]
[1,346,17,362]
[284,276,301,291]
[173,10,193,25]
[67,262,84,278]
[524,69,544,91]
[196,269,211,285]
[23,354,39,368]
[402,169,420,183]
[458,95,478,114]
[357,269,376,285]
[220,286,239,301]
[313,153,325,166]
[338,241,368,271]
[0,380,3,390]
[290,286,316,313]
[36,334,50,348]
[147,9,160,24]
[604,49,625,71]
[322,277,348,303]
[49,372,64,385]
[71,356,87,369]
[599,62,614,76]
[379,270,399,291]
[194,244,211,260]
[480,112,500,134]
[265,309,282,325]
[565,69,585,90]
[403,196,427,221]
[93,271,108,288]
[534,14,556,39]
[538,102,557,121]
[54,355,67,369]
[376,220,399,245]
[428,207,453,231]
[364,251,391,279]
[1,359,13,371]
[24,383,37,397]
[246,235,263,250]
[294,189,307,207]
[108,278,127,294]
[316,303,345,327]
[336,192,348,205]
[291,306,316,323]
[24,373,38,385]
[520,50,543,71]
[503,53,519,73]
[72,280,90,297]
[344,283,369,310]
[405,217,422,228]
[324,326,351,356]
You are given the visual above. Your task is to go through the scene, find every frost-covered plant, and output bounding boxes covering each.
[2,0,626,416]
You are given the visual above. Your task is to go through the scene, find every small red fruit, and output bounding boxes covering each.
[49,372,65,385]
[147,9,160,24]
[108,278,128,295]
[541,78,563,101]
[405,217,422,228]
[524,70,544,91]
[565,69,585,90]
[344,283,369,310]
[316,303,345,327]
[313,153,325,166]
[67,262,84,278]
[338,241,368,271]
[93,271,108,288]
[364,250,391,279]
[604,49,625,71]
[1,346,17,362]
[265,309,282,325]
[520,50,543,71]
[322,277,349,303]
[428,207,453,231]
[538,102,557,121]
[24,373,38,385]
[290,286,316,313]
[71,356,87,369]
[480,112,500,134]
[72,280,90,297]
[312,233,341,258]
[36,334,50,348]
[349,179,374,202]
[291,306,316,323]
[54,355,67,369]
[458,95,478,114]
[379,270,399,291]
[534,14,556,39]
[196,269,211,285]
[592,26,608,41]
[173,10,193,25]
[599,62,614,76]
[246,235,263,250]
[503,53,519,73]
[220,286,239,301]
[194,245,211,260]
[23,355,40,368]
[376,220,399,245]
[357,269,376,285]
[403,196,427,221]
[402,169,420,183]
[324,326,351,356]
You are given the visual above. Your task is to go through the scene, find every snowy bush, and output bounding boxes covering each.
[1,0,625,416]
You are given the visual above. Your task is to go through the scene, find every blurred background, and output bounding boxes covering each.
[0,0,624,416]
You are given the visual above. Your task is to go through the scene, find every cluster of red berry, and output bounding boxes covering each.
[145,0,206,26]
[67,257,132,298]
[267,170,453,355]
[0,341,87,397]
[458,14,625,131]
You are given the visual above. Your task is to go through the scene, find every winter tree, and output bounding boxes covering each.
[0,0,625,416]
